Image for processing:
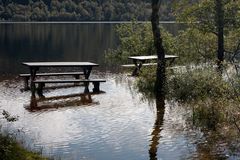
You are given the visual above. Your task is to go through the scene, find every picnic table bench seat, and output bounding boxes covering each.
[33,79,106,97]
[121,63,157,67]
[19,72,84,77]
[19,72,84,90]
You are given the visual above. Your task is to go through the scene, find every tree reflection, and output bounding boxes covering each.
[28,92,99,111]
[149,96,165,160]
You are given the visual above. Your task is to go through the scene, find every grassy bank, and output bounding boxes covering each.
[0,133,48,160]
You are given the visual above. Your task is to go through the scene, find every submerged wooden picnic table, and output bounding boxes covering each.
[123,55,179,76]
[22,62,104,97]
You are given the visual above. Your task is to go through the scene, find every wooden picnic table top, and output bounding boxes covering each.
[22,62,99,67]
[128,55,178,61]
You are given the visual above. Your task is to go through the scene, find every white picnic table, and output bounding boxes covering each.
[125,55,179,76]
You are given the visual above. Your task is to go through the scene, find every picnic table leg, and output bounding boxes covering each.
[168,58,176,66]
[83,66,92,79]
[37,82,45,98]
[93,82,100,93]
[30,95,38,109]
[83,82,90,93]
[23,76,30,91]
[132,60,145,76]
[74,74,80,85]
[132,59,139,76]
[29,67,39,97]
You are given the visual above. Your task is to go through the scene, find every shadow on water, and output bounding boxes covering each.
[149,96,165,160]
[26,91,104,112]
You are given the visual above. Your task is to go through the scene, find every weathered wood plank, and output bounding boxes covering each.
[22,62,99,67]
[33,79,106,96]
[33,79,106,83]
[128,55,178,60]
[19,72,84,77]
[121,63,157,67]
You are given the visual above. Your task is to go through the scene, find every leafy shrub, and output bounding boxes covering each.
[167,67,234,102]
[135,65,238,103]
[175,28,217,64]
[135,66,156,98]
[105,22,176,65]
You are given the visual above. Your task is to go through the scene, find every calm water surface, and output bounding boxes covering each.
[0,23,232,160]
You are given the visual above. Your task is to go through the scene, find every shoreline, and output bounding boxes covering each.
[0,21,184,24]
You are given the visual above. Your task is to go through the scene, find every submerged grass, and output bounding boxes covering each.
[0,110,49,160]
[136,64,240,129]
[0,133,49,160]
[136,64,240,156]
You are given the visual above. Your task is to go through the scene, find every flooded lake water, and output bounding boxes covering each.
[0,23,234,160]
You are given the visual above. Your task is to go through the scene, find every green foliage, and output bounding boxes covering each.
[136,65,240,134]
[174,0,240,33]
[174,0,216,33]
[174,0,240,62]
[176,28,217,64]
[167,67,235,101]
[0,109,46,160]
[225,28,240,60]
[105,22,154,64]
[136,65,239,102]
[135,66,156,99]
[105,22,221,65]
[0,0,176,21]
[105,22,177,64]
[0,134,48,160]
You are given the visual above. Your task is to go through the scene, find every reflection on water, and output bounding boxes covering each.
[0,74,230,160]
[0,23,234,159]
[27,92,101,112]
[149,97,165,160]
[0,22,183,74]
[0,23,117,74]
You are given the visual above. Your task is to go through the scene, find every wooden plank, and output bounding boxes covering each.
[19,72,84,77]
[22,62,99,67]
[33,79,106,96]
[167,66,186,70]
[121,64,136,67]
[121,63,157,67]
[33,79,106,83]
[128,55,178,60]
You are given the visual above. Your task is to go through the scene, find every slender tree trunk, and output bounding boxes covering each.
[151,0,166,97]
[215,0,224,70]
[149,2,166,158]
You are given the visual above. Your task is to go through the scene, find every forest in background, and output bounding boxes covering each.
[0,0,180,21]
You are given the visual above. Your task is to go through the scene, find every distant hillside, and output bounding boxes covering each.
[0,0,175,21]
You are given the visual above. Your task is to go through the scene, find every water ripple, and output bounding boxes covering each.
[0,74,230,160]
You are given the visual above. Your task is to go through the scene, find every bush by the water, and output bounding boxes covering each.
[136,65,240,133]
[136,65,239,102]
[0,110,48,160]
[167,67,235,102]
[0,133,48,160]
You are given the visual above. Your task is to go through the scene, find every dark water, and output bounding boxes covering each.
[0,22,184,74]
[0,23,117,74]
[0,23,234,160]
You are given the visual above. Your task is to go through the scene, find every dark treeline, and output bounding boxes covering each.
[0,0,175,21]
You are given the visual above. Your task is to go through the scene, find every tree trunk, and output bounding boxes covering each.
[215,0,224,71]
[151,0,166,97]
